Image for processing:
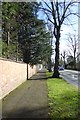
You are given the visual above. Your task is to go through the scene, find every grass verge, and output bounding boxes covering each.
[46,71,79,119]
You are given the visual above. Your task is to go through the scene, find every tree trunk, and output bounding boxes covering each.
[74,51,76,70]
[7,31,10,59]
[27,63,28,80]
[16,37,18,62]
[63,51,65,69]
[48,56,52,72]
[52,27,60,78]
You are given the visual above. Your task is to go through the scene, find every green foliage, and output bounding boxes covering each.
[2,2,52,64]
[46,72,78,119]
[0,40,2,57]
[2,2,20,60]
[17,3,51,64]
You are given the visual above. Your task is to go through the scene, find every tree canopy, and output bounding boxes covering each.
[2,2,52,65]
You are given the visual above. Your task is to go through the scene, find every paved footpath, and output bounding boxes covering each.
[2,69,49,119]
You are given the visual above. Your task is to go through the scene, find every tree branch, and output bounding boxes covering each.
[63,16,77,26]
[56,1,60,25]
[64,12,79,18]
[61,1,77,25]
[41,7,54,25]
[50,1,57,27]
[42,0,52,11]
[38,7,52,14]
[48,18,54,24]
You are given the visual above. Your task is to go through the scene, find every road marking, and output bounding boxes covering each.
[72,74,78,79]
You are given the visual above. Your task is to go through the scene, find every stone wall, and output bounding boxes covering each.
[0,59,37,99]
[28,64,37,78]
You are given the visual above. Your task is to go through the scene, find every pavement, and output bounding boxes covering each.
[2,69,49,119]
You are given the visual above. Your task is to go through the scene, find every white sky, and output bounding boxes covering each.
[60,21,78,52]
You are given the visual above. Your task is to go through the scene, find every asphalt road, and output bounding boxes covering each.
[60,69,80,87]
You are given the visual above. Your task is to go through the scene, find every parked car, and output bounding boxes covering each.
[59,66,64,70]
[51,67,54,72]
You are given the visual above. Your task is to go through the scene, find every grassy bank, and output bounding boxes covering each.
[46,72,79,119]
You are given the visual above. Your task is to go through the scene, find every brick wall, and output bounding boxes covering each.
[0,59,37,99]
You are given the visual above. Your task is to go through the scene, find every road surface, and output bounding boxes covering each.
[60,69,80,87]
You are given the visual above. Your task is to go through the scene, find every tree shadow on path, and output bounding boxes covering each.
[29,70,52,81]
[2,106,49,120]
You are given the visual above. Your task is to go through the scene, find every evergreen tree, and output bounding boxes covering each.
[2,2,52,66]
[2,2,20,60]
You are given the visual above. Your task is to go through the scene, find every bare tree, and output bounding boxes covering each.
[60,51,68,68]
[67,33,78,69]
[38,0,78,78]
